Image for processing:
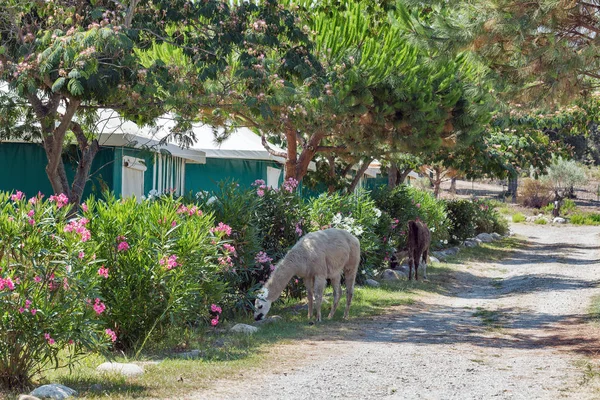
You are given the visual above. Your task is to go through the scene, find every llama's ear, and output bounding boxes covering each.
[256,287,269,300]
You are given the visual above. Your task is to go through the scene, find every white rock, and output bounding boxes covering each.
[19,395,42,400]
[491,232,502,240]
[464,240,478,248]
[553,217,566,224]
[230,323,259,334]
[30,384,77,399]
[475,233,494,243]
[431,251,446,260]
[365,279,380,287]
[526,216,536,222]
[96,362,144,377]
[429,256,440,264]
[380,269,401,281]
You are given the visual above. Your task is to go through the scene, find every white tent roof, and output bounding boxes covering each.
[96,112,316,169]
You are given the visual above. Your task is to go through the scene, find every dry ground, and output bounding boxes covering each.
[186,224,600,400]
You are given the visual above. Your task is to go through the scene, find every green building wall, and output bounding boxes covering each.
[0,142,115,199]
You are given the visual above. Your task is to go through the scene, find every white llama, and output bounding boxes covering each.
[254,228,360,322]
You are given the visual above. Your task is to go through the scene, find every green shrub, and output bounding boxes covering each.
[534,218,547,225]
[570,213,600,225]
[542,198,577,215]
[472,200,509,236]
[445,200,478,244]
[372,185,449,250]
[512,213,526,223]
[0,192,111,389]
[85,195,227,352]
[305,190,389,280]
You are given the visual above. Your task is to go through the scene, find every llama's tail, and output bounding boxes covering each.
[408,220,419,238]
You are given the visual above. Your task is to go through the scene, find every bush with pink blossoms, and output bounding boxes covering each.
[0,192,111,390]
[84,195,227,352]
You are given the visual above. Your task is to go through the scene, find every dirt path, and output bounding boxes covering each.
[189,225,600,400]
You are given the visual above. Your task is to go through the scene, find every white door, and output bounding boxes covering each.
[122,156,147,200]
[267,166,281,189]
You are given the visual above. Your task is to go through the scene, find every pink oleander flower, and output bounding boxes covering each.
[105,328,117,342]
[223,243,236,255]
[270,264,276,271]
[283,177,298,192]
[256,189,265,197]
[160,255,180,270]
[218,256,233,268]
[211,318,219,326]
[81,203,88,212]
[252,179,266,187]
[78,251,85,259]
[44,333,55,345]
[255,251,272,264]
[28,219,35,226]
[117,241,130,252]
[0,277,15,291]
[25,299,32,308]
[211,304,222,314]
[295,222,303,236]
[31,308,38,316]
[212,222,232,236]
[18,307,25,313]
[27,209,34,217]
[98,266,109,278]
[10,191,24,201]
[34,276,42,283]
[171,220,177,228]
[7,216,13,222]
[49,193,69,208]
[64,218,92,242]
[93,298,106,315]
[416,203,421,208]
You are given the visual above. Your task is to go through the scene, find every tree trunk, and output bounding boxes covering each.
[398,168,411,185]
[326,155,337,194]
[508,176,518,203]
[388,163,399,188]
[347,158,373,193]
[449,177,457,194]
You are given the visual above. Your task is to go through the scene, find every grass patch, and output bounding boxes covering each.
[571,213,600,226]
[512,213,526,223]
[472,307,506,330]
[534,218,547,225]
[2,238,520,399]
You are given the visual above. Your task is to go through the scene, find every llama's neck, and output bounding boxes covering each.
[264,259,297,302]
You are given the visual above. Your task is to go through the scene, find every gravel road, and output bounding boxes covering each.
[189,224,600,400]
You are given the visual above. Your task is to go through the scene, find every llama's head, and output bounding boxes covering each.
[254,287,271,321]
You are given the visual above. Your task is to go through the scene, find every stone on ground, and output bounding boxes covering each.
[230,323,259,334]
[491,232,502,240]
[475,233,494,243]
[429,256,440,263]
[365,279,380,287]
[463,240,478,248]
[380,269,401,281]
[253,315,283,325]
[553,217,566,224]
[19,395,42,400]
[30,384,77,399]
[96,362,144,377]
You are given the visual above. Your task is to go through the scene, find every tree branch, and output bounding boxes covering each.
[261,134,287,159]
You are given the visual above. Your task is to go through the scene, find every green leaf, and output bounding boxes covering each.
[51,77,66,92]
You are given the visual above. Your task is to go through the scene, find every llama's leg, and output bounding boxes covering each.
[343,270,357,319]
[414,251,420,281]
[328,275,342,319]
[421,249,429,280]
[313,276,327,322]
[305,276,314,320]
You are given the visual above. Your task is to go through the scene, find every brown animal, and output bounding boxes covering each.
[407,219,431,280]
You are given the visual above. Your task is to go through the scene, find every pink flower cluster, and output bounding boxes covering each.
[252,179,268,197]
[44,333,55,345]
[105,328,117,342]
[93,298,106,315]
[10,191,24,201]
[98,266,109,278]
[64,218,91,242]
[295,222,303,236]
[210,303,222,326]
[223,243,236,255]
[218,255,233,268]
[28,192,44,205]
[116,236,129,252]
[212,222,232,236]
[391,218,399,230]
[283,178,298,193]
[18,299,38,315]
[0,277,15,291]
[49,193,69,208]
[255,251,272,264]
[177,204,203,216]
[81,203,89,212]
[160,255,180,270]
